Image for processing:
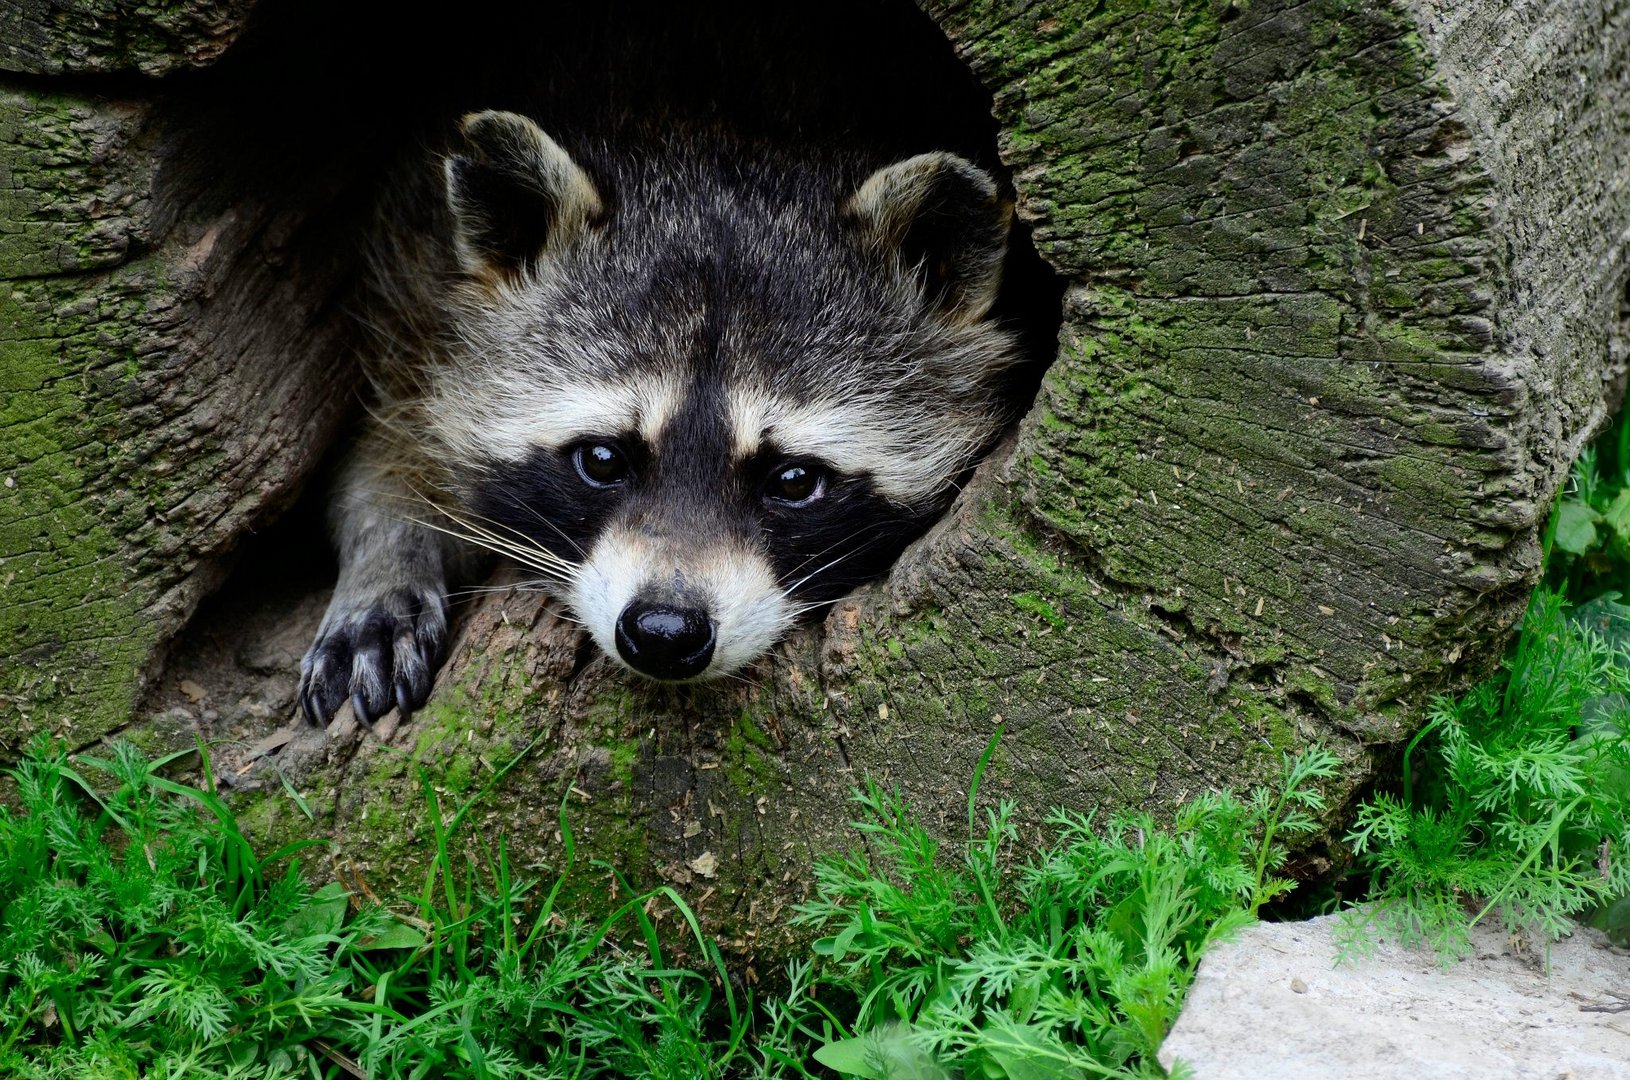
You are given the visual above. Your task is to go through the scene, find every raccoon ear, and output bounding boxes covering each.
[844,152,1012,323]
[445,110,605,282]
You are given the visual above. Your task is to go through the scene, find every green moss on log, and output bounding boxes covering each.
[0,263,166,739]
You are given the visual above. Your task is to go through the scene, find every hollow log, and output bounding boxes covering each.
[2,0,1628,958]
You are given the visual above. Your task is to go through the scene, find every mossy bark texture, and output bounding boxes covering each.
[4,1,1629,958]
[0,0,254,75]
[0,27,360,741]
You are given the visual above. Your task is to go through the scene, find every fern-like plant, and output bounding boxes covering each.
[1340,588,1630,958]
[795,737,1341,1079]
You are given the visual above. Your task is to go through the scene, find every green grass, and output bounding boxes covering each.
[0,739,365,1078]
[0,729,1340,1078]
[0,736,807,1079]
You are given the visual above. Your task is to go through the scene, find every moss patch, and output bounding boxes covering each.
[0,265,165,741]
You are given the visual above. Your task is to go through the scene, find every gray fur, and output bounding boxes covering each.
[298,112,1022,725]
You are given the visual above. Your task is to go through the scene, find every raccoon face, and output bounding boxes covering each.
[427,111,1021,681]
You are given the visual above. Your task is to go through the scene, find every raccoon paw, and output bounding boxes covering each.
[298,586,447,727]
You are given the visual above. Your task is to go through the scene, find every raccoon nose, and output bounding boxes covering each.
[614,601,716,680]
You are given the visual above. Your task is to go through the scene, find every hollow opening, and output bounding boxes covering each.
[140,0,1065,737]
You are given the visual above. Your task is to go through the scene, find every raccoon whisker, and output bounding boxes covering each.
[786,543,878,595]
[488,488,590,560]
[356,487,576,578]
[396,491,578,579]
[782,524,902,588]
[409,514,579,582]
[458,580,552,593]
[786,598,840,620]
[792,520,910,592]
[454,521,574,577]
[346,484,452,517]
[441,581,554,602]
[416,518,568,577]
[781,520,899,580]
[391,484,581,574]
[419,489,592,567]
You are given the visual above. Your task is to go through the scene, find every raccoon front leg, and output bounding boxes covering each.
[299,433,462,727]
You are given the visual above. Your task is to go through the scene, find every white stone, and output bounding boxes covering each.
[1159,912,1630,1079]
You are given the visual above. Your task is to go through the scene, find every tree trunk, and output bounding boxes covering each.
[3,0,1628,958]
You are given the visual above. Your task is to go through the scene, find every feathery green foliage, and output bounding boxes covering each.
[1340,587,1630,958]
[0,737,811,1079]
[1338,409,1630,959]
[0,738,374,1078]
[795,741,1341,1079]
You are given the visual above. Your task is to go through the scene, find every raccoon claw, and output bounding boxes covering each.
[394,682,415,722]
[300,683,325,729]
[298,587,447,727]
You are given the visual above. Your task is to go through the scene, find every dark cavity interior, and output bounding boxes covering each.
[142,0,1064,727]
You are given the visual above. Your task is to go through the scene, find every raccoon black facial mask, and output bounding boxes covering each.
[298,109,1022,724]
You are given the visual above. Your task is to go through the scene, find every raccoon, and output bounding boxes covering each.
[297,109,1023,726]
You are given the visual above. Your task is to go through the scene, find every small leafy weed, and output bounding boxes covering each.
[1550,412,1630,600]
[796,737,1340,1079]
[1340,593,1630,958]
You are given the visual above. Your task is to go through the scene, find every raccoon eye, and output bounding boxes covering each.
[764,462,827,506]
[572,443,630,487]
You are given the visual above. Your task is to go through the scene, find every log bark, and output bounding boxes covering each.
[0,0,254,76]
[0,12,367,741]
[2,0,1629,961]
